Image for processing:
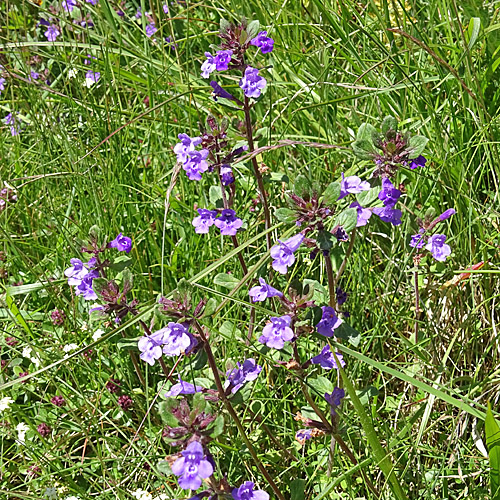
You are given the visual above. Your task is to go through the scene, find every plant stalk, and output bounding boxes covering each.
[193,321,285,500]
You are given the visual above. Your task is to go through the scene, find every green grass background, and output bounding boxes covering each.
[1,0,499,498]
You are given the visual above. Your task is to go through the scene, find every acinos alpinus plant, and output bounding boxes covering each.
[57,17,458,500]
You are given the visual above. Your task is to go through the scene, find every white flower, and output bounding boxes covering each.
[67,68,78,79]
[92,328,104,341]
[0,396,13,412]
[153,495,169,500]
[16,422,30,443]
[22,346,33,358]
[65,496,80,500]
[44,487,57,499]
[131,489,153,500]
[63,343,78,353]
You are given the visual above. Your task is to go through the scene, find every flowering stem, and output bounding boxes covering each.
[192,320,285,500]
[332,350,408,500]
[243,96,272,251]
[299,380,332,431]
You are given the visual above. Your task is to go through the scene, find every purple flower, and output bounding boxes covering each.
[350,202,372,227]
[373,206,402,225]
[336,287,348,306]
[409,155,427,169]
[4,113,20,136]
[249,277,283,302]
[439,208,455,221]
[338,173,370,199]
[160,322,194,357]
[310,345,346,370]
[201,53,216,78]
[164,378,203,398]
[30,71,40,80]
[425,234,451,262]
[174,133,202,163]
[163,3,169,13]
[64,258,88,285]
[316,306,342,337]
[250,31,274,54]
[239,66,267,99]
[232,481,269,500]
[192,209,217,234]
[295,429,312,443]
[109,233,132,253]
[84,70,101,86]
[214,209,243,236]
[62,0,78,12]
[220,165,235,185]
[44,25,60,42]
[325,387,345,415]
[75,272,98,301]
[210,81,237,102]
[258,315,294,349]
[171,441,214,490]
[333,226,349,242]
[183,150,209,181]
[409,230,426,249]
[214,50,232,71]
[224,358,262,394]
[86,0,99,4]
[270,233,304,274]
[145,23,157,38]
[0,78,5,93]
[135,7,142,18]
[138,329,167,366]
[378,178,401,208]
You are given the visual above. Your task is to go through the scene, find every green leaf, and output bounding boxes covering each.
[202,297,218,318]
[309,376,334,395]
[173,278,193,303]
[291,479,306,500]
[246,20,260,40]
[157,460,172,476]
[275,207,297,223]
[335,322,361,347]
[334,207,358,232]
[353,123,378,159]
[294,175,312,200]
[486,403,500,499]
[317,230,334,251]
[407,135,428,158]
[210,415,225,438]
[214,273,240,290]
[322,182,341,205]
[109,255,133,271]
[467,17,481,50]
[303,279,327,303]
[120,268,134,292]
[356,186,379,206]
[220,18,231,33]
[209,185,224,207]
[158,400,179,426]
[381,116,398,134]
[91,278,110,300]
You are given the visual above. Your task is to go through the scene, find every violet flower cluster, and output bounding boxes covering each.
[192,209,243,236]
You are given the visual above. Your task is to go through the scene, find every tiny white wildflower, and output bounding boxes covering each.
[22,346,33,358]
[131,489,153,500]
[67,68,78,78]
[16,422,30,443]
[92,328,104,341]
[44,487,57,499]
[0,396,14,412]
[63,343,78,353]
[65,496,80,500]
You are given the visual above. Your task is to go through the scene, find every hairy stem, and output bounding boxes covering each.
[324,251,337,309]
[243,96,272,251]
[413,268,420,344]
[193,321,285,500]
[334,227,357,287]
